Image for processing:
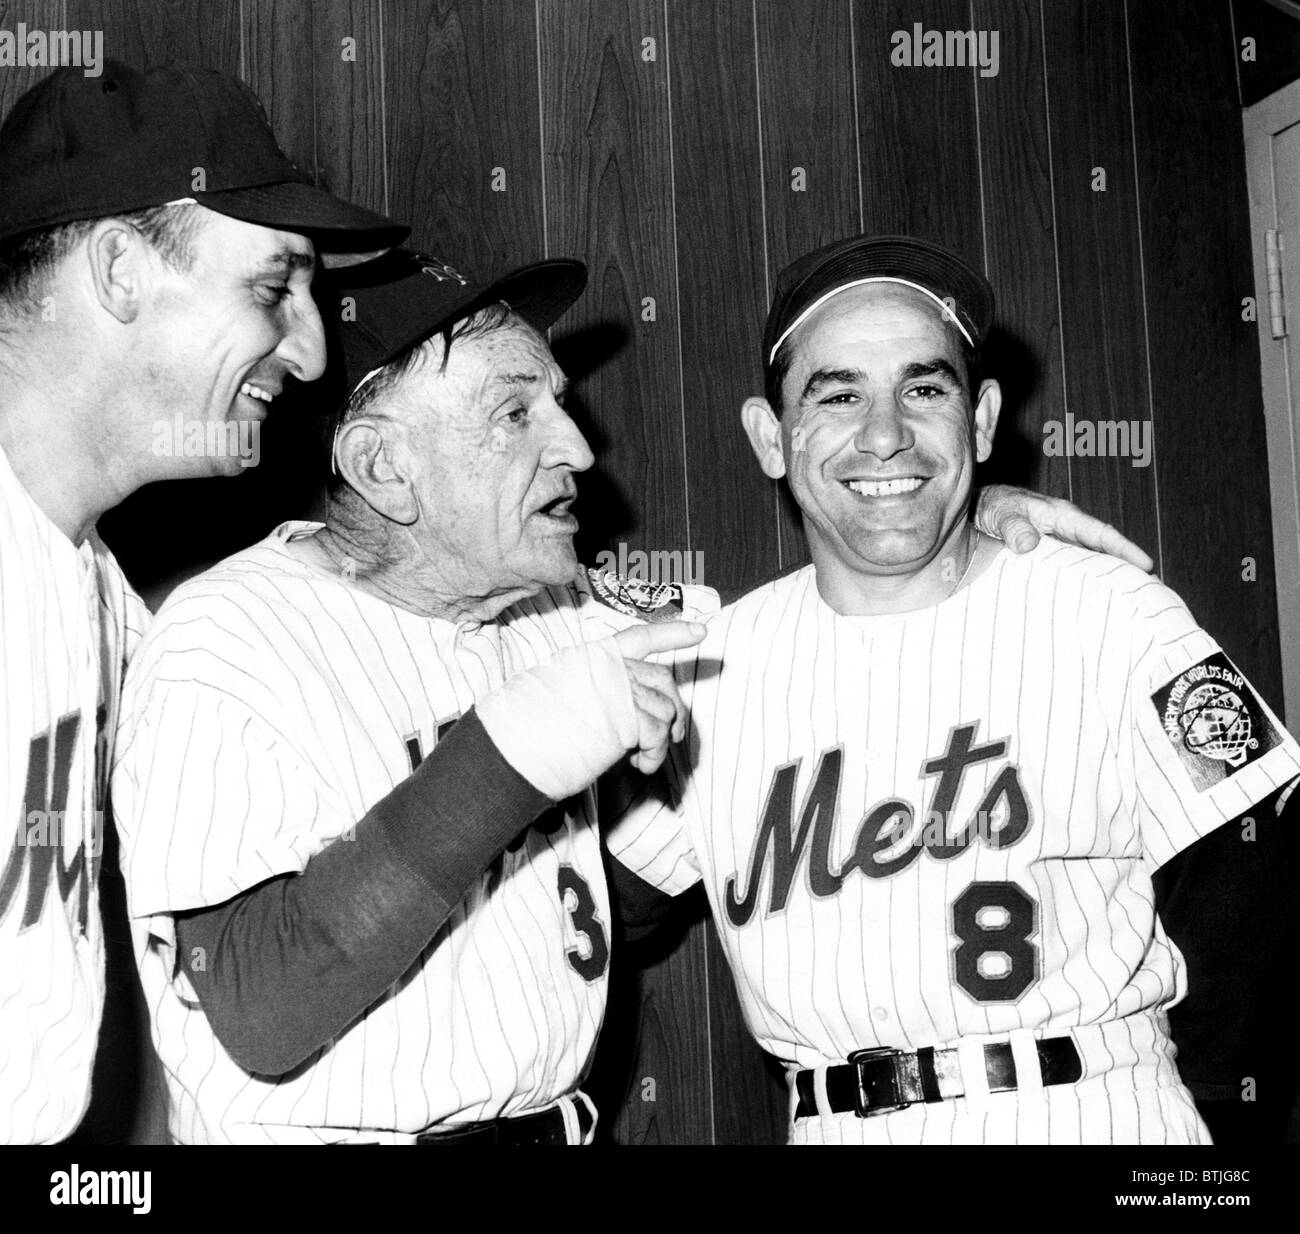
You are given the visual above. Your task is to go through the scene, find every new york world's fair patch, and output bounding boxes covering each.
[585,568,685,624]
[1151,652,1283,792]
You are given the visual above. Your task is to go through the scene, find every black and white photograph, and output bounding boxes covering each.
[0,0,1297,1215]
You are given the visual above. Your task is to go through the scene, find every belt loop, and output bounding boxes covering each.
[813,1064,833,1117]
[787,1067,801,1124]
[558,1094,581,1144]
[1009,1030,1045,1099]
[957,1037,991,1108]
[575,1090,599,1144]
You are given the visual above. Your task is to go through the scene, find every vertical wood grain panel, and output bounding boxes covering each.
[1127,0,1283,703]
[243,0,316,179]
[1038,0,1158,550]
[539,0,707,1144]
[754,0,859,263]
[385,0,543,268]
[64,0,239,72]
[853,0,984,253]
[668,0,786,1143]
[540,0,687,555]
[312,0,386,217]
[970,0,1065,495]
[668,0,777,604]
[753,0,859,570]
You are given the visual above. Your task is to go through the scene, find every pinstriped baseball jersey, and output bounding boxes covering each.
[111,520,716,1144]
[0,442,147,1143]
[609,538,1300,1144]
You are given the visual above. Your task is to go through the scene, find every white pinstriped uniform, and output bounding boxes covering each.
[609,539,1300,1144]
[111,520,716,1144]
[0,443,147,1143]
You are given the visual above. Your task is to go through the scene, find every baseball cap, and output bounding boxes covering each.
[0,60,407,257]
[324,246,588,399]
[763,235,995,365]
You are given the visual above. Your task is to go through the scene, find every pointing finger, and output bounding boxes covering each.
[613,620,707,661]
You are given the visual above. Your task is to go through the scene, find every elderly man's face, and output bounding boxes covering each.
[392,314,594,598]
[772,283,998,579]
[140,209,326,476]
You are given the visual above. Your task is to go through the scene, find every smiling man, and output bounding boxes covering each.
[0,59,406,1144]
[608,235,1300,1144]
[144,224,321,473]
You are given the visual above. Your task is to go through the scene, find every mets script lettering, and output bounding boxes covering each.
[0,710,105,935]
[724,723,1030,927]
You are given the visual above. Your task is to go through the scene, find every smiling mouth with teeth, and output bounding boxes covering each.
[240,382,274,404]
[844,477,925,498]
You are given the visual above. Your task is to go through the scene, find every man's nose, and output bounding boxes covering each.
[852,396,914,458]
[545,406,595,472]
[277,288,328,383]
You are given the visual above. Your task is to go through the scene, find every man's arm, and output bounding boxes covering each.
[157,621,702,1076]
[1115,569,1300,1142]
[1153,778,1300,1143]
[175,709,549,1075]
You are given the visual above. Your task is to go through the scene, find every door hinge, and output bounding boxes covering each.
[1266,229,1288,340]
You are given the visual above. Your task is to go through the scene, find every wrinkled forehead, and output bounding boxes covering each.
[786,281,967,375]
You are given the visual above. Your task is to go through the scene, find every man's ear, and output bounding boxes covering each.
[741,396,786,479]
[335,419,419,525]
[85,219,149,324]
[973,379,1002,463]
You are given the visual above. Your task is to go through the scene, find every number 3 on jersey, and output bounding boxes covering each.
[557,866,609,982]
[951,881,1039,1003]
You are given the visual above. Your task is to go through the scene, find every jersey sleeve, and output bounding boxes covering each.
[111,608,348,929]
[604,747,703,897]
[1119,573,1300,869]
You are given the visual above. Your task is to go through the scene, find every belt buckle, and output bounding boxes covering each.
[846,1047,912,1118]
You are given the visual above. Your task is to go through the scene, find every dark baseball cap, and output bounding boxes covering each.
[0,59,407,256]
[324,246,588,398]
[763,235,994,365]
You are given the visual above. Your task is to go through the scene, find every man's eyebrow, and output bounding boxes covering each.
[899,359,963,384]
[494,371,542,390]
[257,249,316,275]
[491,372,570,399]
[800,368,864,401]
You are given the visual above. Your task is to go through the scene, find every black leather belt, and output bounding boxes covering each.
[794,1037,1083,1119]
[415,1099,595,1146]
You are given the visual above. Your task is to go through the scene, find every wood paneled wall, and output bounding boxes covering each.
[2,0,1283,1144]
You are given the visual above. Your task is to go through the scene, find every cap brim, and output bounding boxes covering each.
[474,260,589,336]
[195,181,409,253]
[358,257,588,380]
